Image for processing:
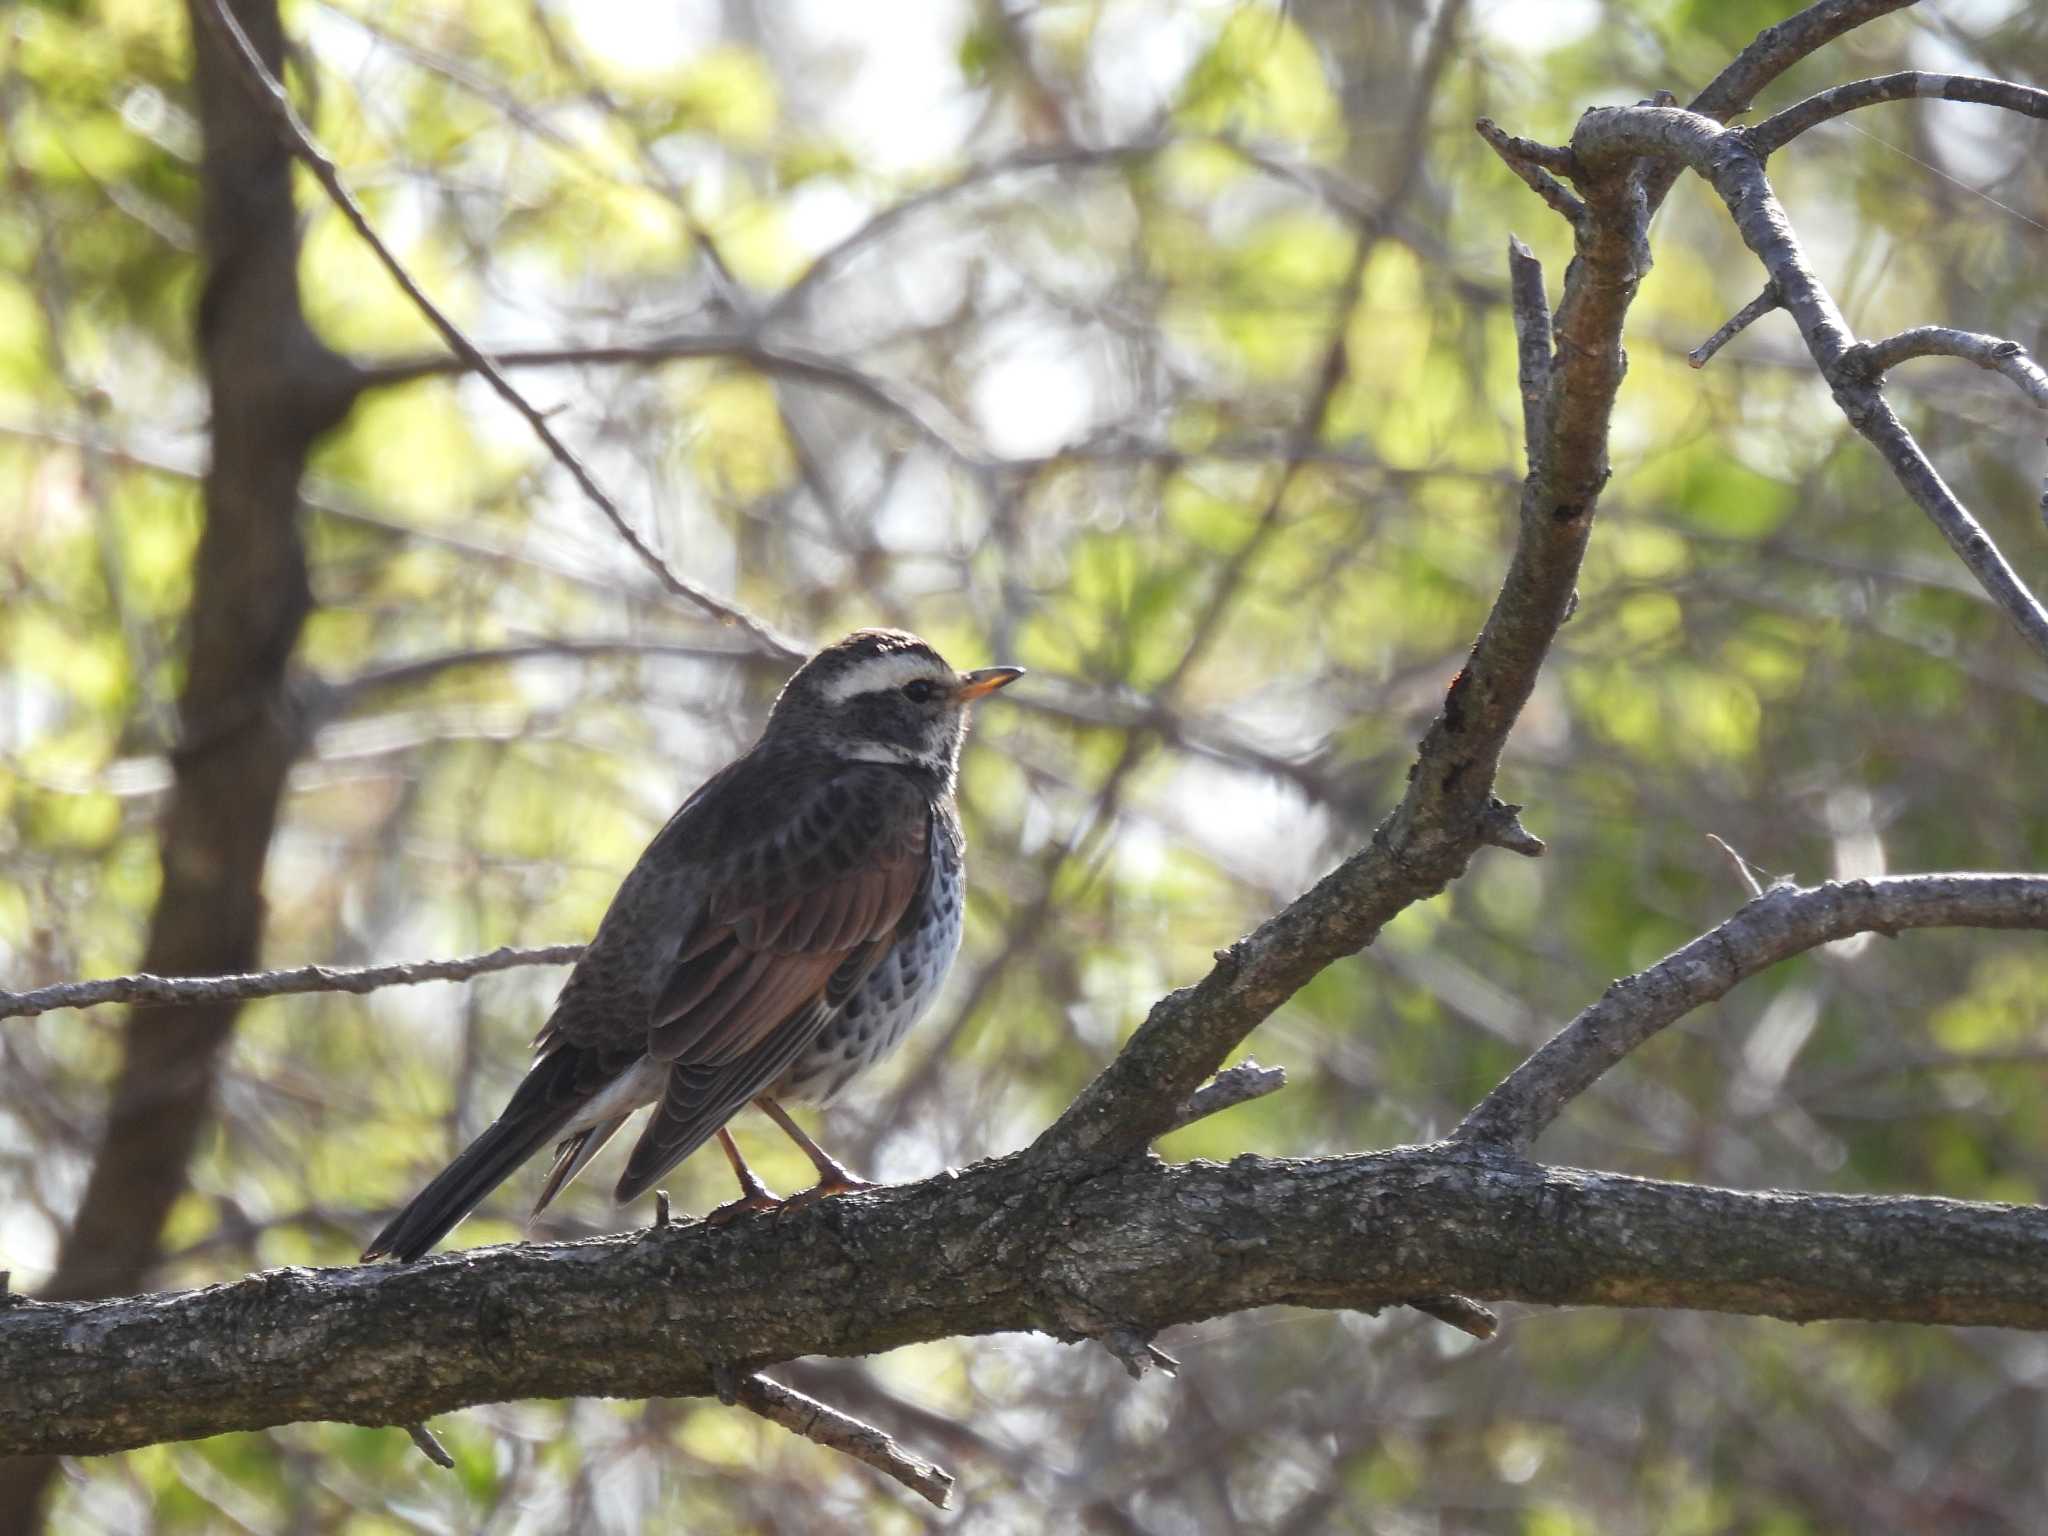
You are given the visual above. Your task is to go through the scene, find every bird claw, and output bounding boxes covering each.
[775,1174,879,1219]
[705,1190,783,1228]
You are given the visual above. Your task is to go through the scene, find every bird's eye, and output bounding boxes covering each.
[901,679,939,704]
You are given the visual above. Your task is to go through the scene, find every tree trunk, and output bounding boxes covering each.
[0,1,353,1527]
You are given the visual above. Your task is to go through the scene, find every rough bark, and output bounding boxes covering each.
[8,1145,2048,1458]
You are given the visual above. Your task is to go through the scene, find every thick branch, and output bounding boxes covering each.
[11,1145,2048,1458]
[1039,130,1646,1163]
[1456,874,2048,1152]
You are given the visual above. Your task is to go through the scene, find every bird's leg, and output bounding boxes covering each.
[704,1128,783,1226]
[758,1097,877,1213]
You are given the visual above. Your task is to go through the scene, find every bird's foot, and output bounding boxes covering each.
[705,1190,783,1227]
[775,1173,880,1218]
[705,1162,785,1227]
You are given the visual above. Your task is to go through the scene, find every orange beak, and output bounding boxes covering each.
[955,666,1025,702]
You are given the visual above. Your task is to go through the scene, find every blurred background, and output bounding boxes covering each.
[3,0,2047,1530]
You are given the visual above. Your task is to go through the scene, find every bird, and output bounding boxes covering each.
[362,628,1022,1262]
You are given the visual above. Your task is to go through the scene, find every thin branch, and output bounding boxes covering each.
[764,132,1387,325]
[189,0,798,661]
[1748,70,2048,157]
[1705,834,1769,899]
[1506,236,1553,452]
[402,1422,454,1469]
[14,1145,2048,1457]
[1454,874,2048,1153]
[1689,284,1781,368]
[732,1373,954,1509]
[355,334,978,481]
[328,637,775,713]
[1848,327,2048,410]
[1158,1061,1288,1137]
[0,419,715,616]
[1636,0,1922,214]
[1038,188,1629,1164]
[1474,119,1588,227]
[1568,104,2048,667]
[1,946,584,1022]
[1407,1295,1500,1341]
[1479,797,1546,858]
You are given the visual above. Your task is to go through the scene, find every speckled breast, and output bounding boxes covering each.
[774,829,965,1106]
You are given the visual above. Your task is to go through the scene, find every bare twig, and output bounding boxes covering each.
[732,1373,954,1509]
[1159,1061,1288,1137]
[1408,1295,1500,1341]
[1568,104,2048,667]
[1636,0,1921,215]
[1,946,584,1022]
[1748,70,2048,157]
[403,1422,455,1469]
[1705,834,1768,899]
[1506,236,1554,452]
[1454,874,2048,1153]
[1475,119,1588,227]
[764,133,1382,325]
[1847,328,2048,409]
[1094,1327,1180,1381]
[1689,285,1781,368]
[1479,798,1546,858]
[189,0,797,659]
[330,637,774,712]
[355,334,976,486]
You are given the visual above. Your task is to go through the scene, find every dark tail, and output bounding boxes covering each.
[362,1053,586,1262]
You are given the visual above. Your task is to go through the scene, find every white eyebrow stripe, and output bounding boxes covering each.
[819,651,950,704]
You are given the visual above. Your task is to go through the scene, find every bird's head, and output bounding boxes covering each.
[765,629,1023,779]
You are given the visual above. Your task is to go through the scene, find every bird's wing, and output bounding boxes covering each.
[609,763,937,1199]
[644,777,929,1062]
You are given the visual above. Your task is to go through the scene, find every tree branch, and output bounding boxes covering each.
[190,0,797,660]
[731,1374,954,1508]
[1563,103,2048,667]
[12,1145,2048,1459]
[1,946,584,1023]
[1849,326,2048,409]
[1475,120,1587,229]
[1455,874,2048,1152]
[1688,284,1781,368]
[1506,236,1554,452]
[352,333,979,483]
[1158,1061,1288,1137]
[1748,70,2048,156]
[1038,127,1649,1163]
[1637,0,1922,214]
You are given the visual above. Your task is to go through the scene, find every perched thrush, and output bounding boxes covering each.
[363,629,1022,1261]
